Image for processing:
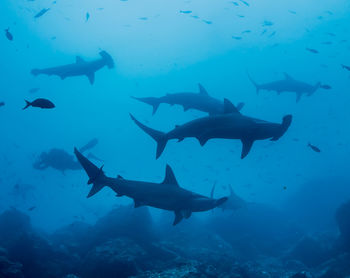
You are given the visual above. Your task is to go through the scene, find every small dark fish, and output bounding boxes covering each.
[288,10,297,14]
[232,2,239,6]
[306,48,319,54]
[232,36,242,40]
[0,102,5,107]
[29,87,40,94]
[242,30,251,34]
[5,28,13,41]
[308,143,321,153]
[321,41,332,45]
[28,206,36,211]
[268,31,276,38]
[80,138,99,153]
[202,20,212,24]
[239,0,249,6]
[86,12,90,22]
[262,20,273,27]
[180,10,192,14]
[283,186,287,190]
[325,11,333,15]
[191,15,199,19]
[139,17,148,20]
[320,84,331,90]
[35,8,50,18]
[325,32,336,37]
[23,98,55,110]
[317,16,324,20]
[341,64,350,71]
[237,14,245,18]
[261,29,267,35]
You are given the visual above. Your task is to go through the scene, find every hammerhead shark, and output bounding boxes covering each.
[211,183,247,211]
[248,73,321,102]
[130,99,292,159]
[31,51,114,84]
[132,83,244,115]
[74,148,228,225]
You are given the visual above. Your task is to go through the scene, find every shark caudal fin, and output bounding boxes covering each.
[74,147,107,198]
[247,72,261,94]
[130,114,168,159]
[215,197,228,207]
[23,100,31,110]
[131,96,161,115]
[99,50,114,69]
[271,114,293,141]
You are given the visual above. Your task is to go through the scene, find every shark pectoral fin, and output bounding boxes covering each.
[198,83,209,95]
[86,73,95,84]
[296,92,302,103]
[116,193,124,197]
[283,72,294,80]
[241,139,254,159]
[117,175,124,179]
[223,98,241,114]
[173,211,184,225]
[177,138,184,142]
[162,165,179,186]
[183,106,190,112]
[183,210,192,219]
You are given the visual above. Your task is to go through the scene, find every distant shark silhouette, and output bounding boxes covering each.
[74,148,228,225]
[132,83,244,115]
[248,73,321,102]
[130,99,292,159]
[31,51,114,84]
[211,183,247,211]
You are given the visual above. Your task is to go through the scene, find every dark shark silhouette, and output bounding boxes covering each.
[74,148,228,225]
[248,73,321,102]
[211,183,247,211]
[31,51,114,84]
[132,83,244,115]
[130,99,292,159]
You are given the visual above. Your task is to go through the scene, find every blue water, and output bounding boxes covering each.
[1,1,350,278]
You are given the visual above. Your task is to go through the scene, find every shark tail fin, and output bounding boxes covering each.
[23,100,31,110]
[271,115,292,141]
[74,147,107,198]
[132,96,160,115]
[31,69,41,76]
[215,197,228,207]
[247,72,260,94]
[309,82,321,96]
[99,50,114,69]
[130,114,168,159]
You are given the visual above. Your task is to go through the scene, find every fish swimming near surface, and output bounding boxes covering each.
[308,143,321,153]
[34,8,50,18]
[130,99,292,159]
[180,10,192,14]
[132,84,244,116]
[320,84,331,90]
[31,50,114,85]
[306,48,319,54]
[86,12,90,22]
[23,98,55,110]
[74,148,228,225]
[211,183,247,211]
[4,28,13,41]
[341,64,350,71]
[239,0,250,6]
[248,72,322,103]
[232,36,243,40]
[0,102,5,107]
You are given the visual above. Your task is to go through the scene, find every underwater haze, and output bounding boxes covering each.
[1,0,350,277]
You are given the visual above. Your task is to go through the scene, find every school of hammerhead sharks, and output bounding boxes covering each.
[21,49,334,226]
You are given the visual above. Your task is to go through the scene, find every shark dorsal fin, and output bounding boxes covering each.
[224,98,241,114]
[283,72,294,80]
[162,165,179,186]
[198,83,209,95]
[117,175,124,179]
[228,184,234,196]
[76,56,86,64]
